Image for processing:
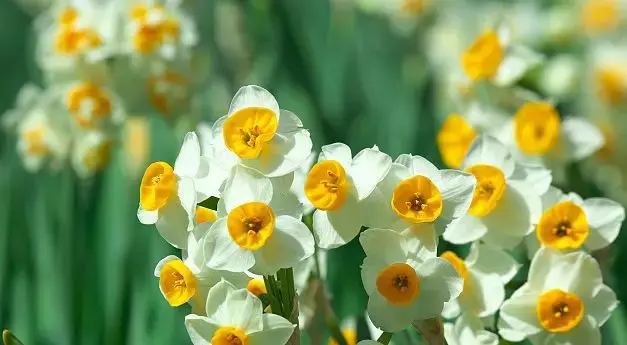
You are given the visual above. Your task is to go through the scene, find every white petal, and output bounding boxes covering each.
[194,157,230,200]
[412,257,463,320]
[204,279,237,322]
[541,186,566,211]
[174,131,201,178]
[154,255,180,277]
[361,255,388,296]
[220,289,263,333]
[367,291,417,332]
[319,142,352,166]
[203,218,255,272]
[184,314,218,345]
[222,166,273,212]
[277,109,303,133]
[137,206,158,224]
[509,163,552,196]
[155,198,191,249]
[560,117,604,161]
[313,195,362,249]
[359,228,409,263]
[399,154,440,181]
[244,131,313,178]
[492,44,543,87]
[466,242,521,284]
[349,148,392,200]
[269,173,303,219]
[524,232,542,260]
[177,177,197,231]
[247,314,295,344]
[583,198,625,251]
[542,315,601,345]
[498,285,542,341]
[444,322,460,345]
[401,223,439,257]
[437,169,476,220]
[463,135,515,178]
[442,299,461,319]
[252,216,315,275]
[528,248,598,293]
[443,214,488,245]
[585,285,618,327]
[361,163,409,229]
[228,85,280,120]
[461,271,505,318]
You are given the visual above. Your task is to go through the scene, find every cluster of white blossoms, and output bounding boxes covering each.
[3,0,201,177]
[137,82,624,345]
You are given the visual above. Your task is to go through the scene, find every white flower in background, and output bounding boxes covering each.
[441,243,520,319]
[185,280,295,345]
[589,42,627,106]
[363,154,476,252]
[360,229,463,332]
[444,314,499,345]
[306,143,391,249]
[290,151,317,214]
[498,248,618,345]
[122,0,198,63]
[211,85,313,178]
[71,130,113,177]
[354,0,431,34]
[137,132,213,248]
[201,166,314,274]
[35,1,118,79]
[538,55,581,100]
[460,27,542,87]
[525,186,625,259]
[495,101,604,182]
[57,81,125,131]
[1,84,44,130]
[445,135,551,249]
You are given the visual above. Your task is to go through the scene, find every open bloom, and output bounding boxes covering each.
[185,280,295,345]
[201,166,314,274]
[445,135,551,249]
[211,85,313,178]
[71,130,113,177]
[441,243,520,319]
[444,314,498,345]
[461,27,542,86]
[525,186,625,259]
[360,228,463,332]
[363,154,476,252]
[498,248,618,345]
[306,143,391,248]
[137,132,213,248]
[57,81,125,131]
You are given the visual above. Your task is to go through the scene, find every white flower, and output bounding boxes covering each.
[54,81,125,132]
[498,248,618,345]
[307,143,392,249]
[71,130,113,178]
[290,151,317,214]
[185,280,295,345]
[445,135,551,249]
[137,132,212,249]
[201,166,314,274]
[210,85,313,178]
[539,55,581,100]
[441,243,520,319]
[444,314,499,345]
[525,186,625,259]
[363,154,476,253]
[360,228,463,332]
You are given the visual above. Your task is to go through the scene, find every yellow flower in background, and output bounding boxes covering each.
[462,31,504,81]
[72,130,113,178]
[124,116,150,179]
[581,0,621,34]
[436,114,477,169]
[246,279,267,298]
[595,66,627,104]
[147,70,188,115]
[66,83,113,129]
[514,102,561,156]
[329,328,357,345]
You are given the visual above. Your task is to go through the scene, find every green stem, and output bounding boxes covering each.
[377,332,393,344]
[263,275,283,316]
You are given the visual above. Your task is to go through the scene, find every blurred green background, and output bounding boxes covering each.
[1,0,626,344]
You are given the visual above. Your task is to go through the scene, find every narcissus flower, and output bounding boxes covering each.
[201,166,314,274]
[71,130,112,177]
[445,135,551,249]
[360,229,463,332]
[498,248,618,345]
[444,314,498,345]
[306,143,391,248]
[441,243,520,319]
[211,85,313,178]
[363,154,476,252]
[137,132,214,249]
[185,280,295,345]
[525,186,625,258]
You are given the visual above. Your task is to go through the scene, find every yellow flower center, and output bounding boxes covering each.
[227,202,275,250]
[139,162,177,211]
[329,329,357,345]
[130,5,180,54]
[212,326,250,345]
[195,206,217,224]
[391,176,443,223]
[582,0,619,33]
[54,8,102,55]
[376,263,420,306]
[23,126,49,156]
[401,0,425,15]
[466,164,507,217]
[82,141,112,172]
[536,201,589,250]
[461,31,504,81]
[222,107,278,159]
[159,259,197,307]
[440,251,469,293]
[514,102,561,155]
[436,114,477,169]
[66,83,112,129]
[596,67,626,104]
[246,279,267,297]
[537,289,585,333]
[147,71,188,115]
[304,160,350,211]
